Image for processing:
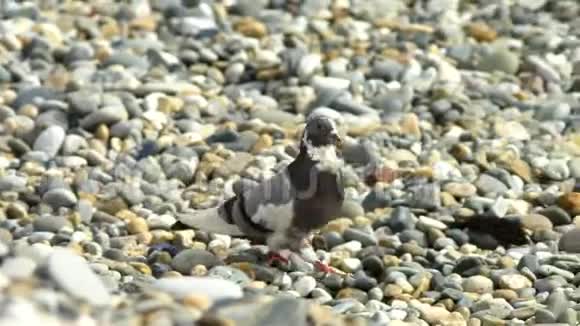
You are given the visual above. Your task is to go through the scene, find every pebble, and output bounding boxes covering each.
[42,188,78,208]
[47,248,111,306]
[1,257,37,280]
[498,274,532,290]
[558,227,580,253]
[171,249,222,274]
[463,275,494,294]
[293,276,316,297]
[33,215,69,232]
[33,126,66,157]
[153,277,243,301]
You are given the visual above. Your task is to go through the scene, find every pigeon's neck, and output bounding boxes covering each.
[299,141,341,172]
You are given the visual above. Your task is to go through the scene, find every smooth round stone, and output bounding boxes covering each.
[350,272,378,292]
[207,266,251,286]
[463,275,494,294]
[340,200,365,219]
[311,288,333,304]
[331,241,362,254]
[33,215,69,232]
[561,308,577,325]
[559,227,580,253]
[535,308,556,323]
[538,265,574,280]
[477,47,520,75]
[341,258,362,273]
[80,105,128,130]
[362,256,385,278]
[517,255,539,273]
[32,125,65,157]
[568,158,580,178]
[343,228,377,247]
[0,242,8,257]
[171,249,222,274]
[498,274,532,290]
[67,91,100,115]
[519,214,553,232]
[147,214,177,230]
[36,109,68,130]
[475,174,508,195]
[472,298,513,319]
[534,276,568,293]
[0,256,37,280]
[546,290,568,319]
[153,276,243,301]
[398,230,427,247]
[543,160,570,181]
[321,274,344,291]
[433,237,457,249]
[446,229,469,246]
[388,206,416,232]
[293,275,316,297]
[538,206,571,226]
[13,87,59,109]
[362,188,392,212]
[42,188,78,208]
[48,248,111,306]
[251,109,302,125]
[417,216,447,230]
[165,161,196,184]
[336,288,369,303]
[62,134,88,155]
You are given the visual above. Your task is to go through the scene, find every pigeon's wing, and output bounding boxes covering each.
[232,178,260,197]
[239,169,296,232]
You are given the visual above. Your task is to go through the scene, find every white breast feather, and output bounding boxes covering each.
[251,201,294,232]
[305,142,343,172]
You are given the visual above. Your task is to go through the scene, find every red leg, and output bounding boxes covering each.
[266,251,290,266]
[314,260,343,274]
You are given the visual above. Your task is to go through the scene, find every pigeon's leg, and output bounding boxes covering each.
[313,260,344,274]
[298,236,345,275]
[266,249,292,266]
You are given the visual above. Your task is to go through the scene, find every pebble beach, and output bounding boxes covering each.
[1,0,580,325]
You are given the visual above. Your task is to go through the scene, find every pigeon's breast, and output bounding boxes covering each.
[292,172,343,231]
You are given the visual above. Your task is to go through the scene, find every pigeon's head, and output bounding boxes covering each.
[301,115,342,149]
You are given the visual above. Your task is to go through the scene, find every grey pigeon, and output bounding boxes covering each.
[178,114,345,272]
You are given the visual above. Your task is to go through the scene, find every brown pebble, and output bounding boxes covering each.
[252,134,273,153]
[467,22,497,42]
[183,294,211,310]
[127,217,149,234]
[558,192,580,215]
[234,17,267,38]
[95,124,110,142]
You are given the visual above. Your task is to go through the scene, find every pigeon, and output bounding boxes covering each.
[178,114,346,272]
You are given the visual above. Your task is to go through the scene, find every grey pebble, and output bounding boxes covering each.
[33,215,69,232]
[171,249,222,274]
[33,126,66,157]
[0,256,37,280]
[48,248,111,306]
[42,188,78,208]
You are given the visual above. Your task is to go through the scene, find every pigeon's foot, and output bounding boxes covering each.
[314,260,345,275]
[266,250,291,266]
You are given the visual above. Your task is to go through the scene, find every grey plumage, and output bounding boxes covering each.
[178,115,345,256]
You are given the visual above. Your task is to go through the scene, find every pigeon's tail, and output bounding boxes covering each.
[177,207,245,236]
